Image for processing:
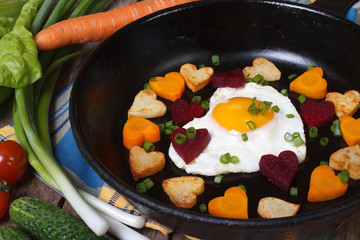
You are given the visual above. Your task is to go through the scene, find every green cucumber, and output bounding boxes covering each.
[0,226,33,240]
[9,197,108,240]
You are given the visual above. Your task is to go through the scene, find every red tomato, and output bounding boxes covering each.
[0,140,27,185]
[0,179,9,219]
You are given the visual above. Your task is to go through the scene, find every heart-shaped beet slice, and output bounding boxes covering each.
[259,150,298,191]
[300,99,335,129]
[170,128,211,164]
[211,68,245,88]
[171,99,205,126]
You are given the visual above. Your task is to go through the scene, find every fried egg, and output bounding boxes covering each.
[168,82,306,176]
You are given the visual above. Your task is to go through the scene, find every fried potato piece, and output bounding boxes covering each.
[326,90,360,117]
[128,89,166,118]
[329,144,360,180]
[180,63,214,92]
[129,146,165,181]
[243,57,281,81]
[258,197,300,219]
[162,176,204,209]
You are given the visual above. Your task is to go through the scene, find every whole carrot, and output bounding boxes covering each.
[34,0,198,51]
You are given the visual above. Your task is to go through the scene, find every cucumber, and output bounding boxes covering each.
[9,197,108,240]
[0,226,33,240]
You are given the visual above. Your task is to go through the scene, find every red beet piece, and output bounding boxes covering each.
[259,150,298,191]
[170,128,211,164]
[211,68,245,88]
[171,99,205,126]
[300,99,335,129]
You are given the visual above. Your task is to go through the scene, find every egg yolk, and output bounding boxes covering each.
[212,97,274,132]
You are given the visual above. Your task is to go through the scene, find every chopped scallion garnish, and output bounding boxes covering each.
[199,203,207,213]
[143,140,155,152]
[246,120,257,131]
[241,133,248,142]
[199,64,205,68]
[214,174,223,184]
[338,171,350,184]
[230,156,240,164]
[307,65,316,70]
[220,153,231,164]
[202,100,210,110]
[330,120,342,137]
[136,182,147,193]
[281,89,288,96]
[144,83,151,90]
[290,187,298,196]
[164,128,172,135]
[165,120,173,128]
[288,74,298,80]
[292,135,304,147]
[212,55,220,66]
[272,105,280,113]
[320,137,329,147]
[319,161,328,166]
[192,96,201,103]
[174,133,187,144]
[158,123,165,134]
[286,114,295,118]
[309,126,318,138]
[284,132,304,146]
[143,178,154,190]
[238,185,246,192]
[186,127,197,140]
[149,77,157,82]
[298,94,306,103]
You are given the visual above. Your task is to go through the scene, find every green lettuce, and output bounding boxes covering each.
[0,0,43,88]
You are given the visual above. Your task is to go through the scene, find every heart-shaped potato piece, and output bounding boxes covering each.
[326,90,360,117]
[129,146,165,181]
[162,176,204,209]
[128,89,166,118]
[243,57,281,81]
[330,144,360,180]
[180,63,213,92]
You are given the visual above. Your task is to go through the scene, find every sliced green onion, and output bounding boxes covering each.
[149,77,157,82]
[164,128,172,135]
[272,105,280,113]
[281,89,288,96]
[320,137,329,147]
[214,174,223,184]
[241,133,248,142]
[330,120,342,137]
[288,74,298,80]
[136,182,147,193]
[298,94,306,103]
[319,161,328,166]
[248,103,260,116]
[143,178,154,190]
[338,171,350,184]
[307,65,316,70]
[144,83,151,90]
[202,101,210,110]
[165,120,173,128]
[212,55,220,66]
[199,203,207,213]
[186,127,197,140]
[286,114,295,118]
[158,123,165,134]
[253,74,264,83]
[192,96,201,103]
[143,140,155,152]
[169,125,179,131]
[309,126,318,138]
[199,64,205,68]
[284,132,294,141]
[220,153,231,164]
[290,187,298,196]
[261,80,269,86]
[246,120,257,131]
[264,101,273,107]
[230,156,240,164]
[238,185,246,192]
[292,135,304,147]
[174,133,187,144]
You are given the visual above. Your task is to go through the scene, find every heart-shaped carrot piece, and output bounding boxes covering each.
[123,115,160,149]
[307,165,348,202]
[339,115,360,146]
[150,72,185,102]
[208,186,248,219]
[290,67,327,99]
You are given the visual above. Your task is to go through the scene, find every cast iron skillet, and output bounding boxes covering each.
[70,0,360,239]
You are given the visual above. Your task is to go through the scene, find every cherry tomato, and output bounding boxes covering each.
[0,179,9,219]
[0,140,27,185]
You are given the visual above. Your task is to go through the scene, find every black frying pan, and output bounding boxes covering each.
[69,0,360,239]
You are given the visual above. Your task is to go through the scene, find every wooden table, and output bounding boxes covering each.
[0,1,360,239]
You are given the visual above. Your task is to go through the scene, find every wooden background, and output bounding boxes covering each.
[0,0,359,239]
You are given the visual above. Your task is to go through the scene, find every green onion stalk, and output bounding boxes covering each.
[12,0,146,238]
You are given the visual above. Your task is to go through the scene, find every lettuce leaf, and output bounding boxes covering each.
[0,0,43,88]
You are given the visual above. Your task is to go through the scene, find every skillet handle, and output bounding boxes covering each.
[309,0,358,17]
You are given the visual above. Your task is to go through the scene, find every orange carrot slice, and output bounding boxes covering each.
[150,72,185,102]
[208,186,248,219]
[289,67,327,99]
[339,115,360,146]
[123,115,160,149]
[307,165,348,202]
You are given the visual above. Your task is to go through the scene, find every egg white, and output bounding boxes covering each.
[168,82,306,176]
